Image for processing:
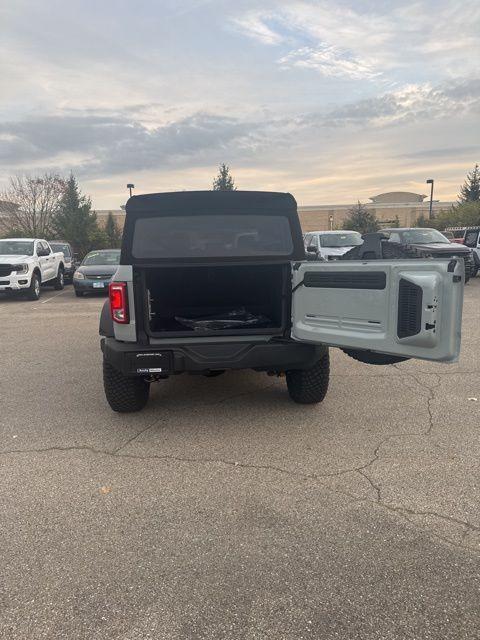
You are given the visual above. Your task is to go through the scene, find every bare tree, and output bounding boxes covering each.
[0,174,66,237]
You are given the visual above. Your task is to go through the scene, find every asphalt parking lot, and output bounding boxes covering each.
[1,281,479,639]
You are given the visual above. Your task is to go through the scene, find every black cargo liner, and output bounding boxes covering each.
[142,263,290,338]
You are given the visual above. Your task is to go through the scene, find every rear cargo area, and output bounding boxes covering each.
[144,264,288,336]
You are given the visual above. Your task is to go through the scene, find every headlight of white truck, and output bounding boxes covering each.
[73,271,85,280]
[13,264,29,274]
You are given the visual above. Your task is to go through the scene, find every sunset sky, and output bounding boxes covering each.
[1,0,479,208]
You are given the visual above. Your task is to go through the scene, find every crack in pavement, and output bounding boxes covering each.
[394,369,442,435]
[1,441,479,554]
[111,417,164,455]
[1,366,477,552]
[0,443,362,486]
[383,504,480,533]
[351,367,444,501]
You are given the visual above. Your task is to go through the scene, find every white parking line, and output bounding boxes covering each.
[34,289,69,307]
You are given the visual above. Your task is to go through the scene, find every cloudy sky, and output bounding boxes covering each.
[1,0,479,208]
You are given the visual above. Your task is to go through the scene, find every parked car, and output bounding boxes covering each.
[73,249,120,297]
[304,230,363,260]
[49,241,78,283]
[342,227,475,283]
[445,227,467,244]
[442,226,480,277]
[0,238,65,300]
[99,190,463,413]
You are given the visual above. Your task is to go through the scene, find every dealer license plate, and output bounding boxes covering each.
[133,352,172,375]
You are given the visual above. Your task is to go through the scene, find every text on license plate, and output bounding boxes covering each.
[93,282,105,288]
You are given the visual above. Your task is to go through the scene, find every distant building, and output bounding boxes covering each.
[94,192,455,234]
[95,210,127,229]
[298,192,454,232]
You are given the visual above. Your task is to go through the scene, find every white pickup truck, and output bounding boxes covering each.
[0,238,66,300]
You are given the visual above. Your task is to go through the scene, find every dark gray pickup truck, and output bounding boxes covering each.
[100,190,464,412]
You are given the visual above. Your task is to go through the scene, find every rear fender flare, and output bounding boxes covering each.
[99,300,114,337]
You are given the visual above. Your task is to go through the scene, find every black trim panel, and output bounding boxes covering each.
[303,271,386,290]
[397,278,423,338]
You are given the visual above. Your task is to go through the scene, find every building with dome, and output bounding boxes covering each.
[298,192,454,232]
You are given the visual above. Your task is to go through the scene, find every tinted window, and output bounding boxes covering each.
[319,233,362,248]
[390,229,450,244]
[36,242,49,256]
[82,251,120,266]
[388,232,401,243]
[0,240,34,256]
[50,243,71,257]
[132,215,294,258]
[464,230,479,247]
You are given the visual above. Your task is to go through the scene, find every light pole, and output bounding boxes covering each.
[426,179,434,219]
[127,183,135,198]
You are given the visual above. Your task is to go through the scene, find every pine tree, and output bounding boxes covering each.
[458,164,480,203]
[105,212,122,248]
[52,174,104,258]
[342,202,380,233]
[212,164,236,191]
[416,213,430,227]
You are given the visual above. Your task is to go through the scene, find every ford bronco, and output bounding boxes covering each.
[99,191,464,412]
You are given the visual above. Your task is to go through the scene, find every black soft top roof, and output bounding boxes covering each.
[125,190,297,216]
[122,190,305,263]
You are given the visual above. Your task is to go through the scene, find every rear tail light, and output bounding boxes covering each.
[109,282,129,323]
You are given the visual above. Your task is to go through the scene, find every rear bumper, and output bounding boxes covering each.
[101,337,325,376]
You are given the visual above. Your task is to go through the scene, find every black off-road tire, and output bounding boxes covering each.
[27,272,41,301]
[103,359,150,412]
[53,268,65,290]
[286,350,330,404]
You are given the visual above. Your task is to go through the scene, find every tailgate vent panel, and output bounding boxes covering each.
[397,278,423,338]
